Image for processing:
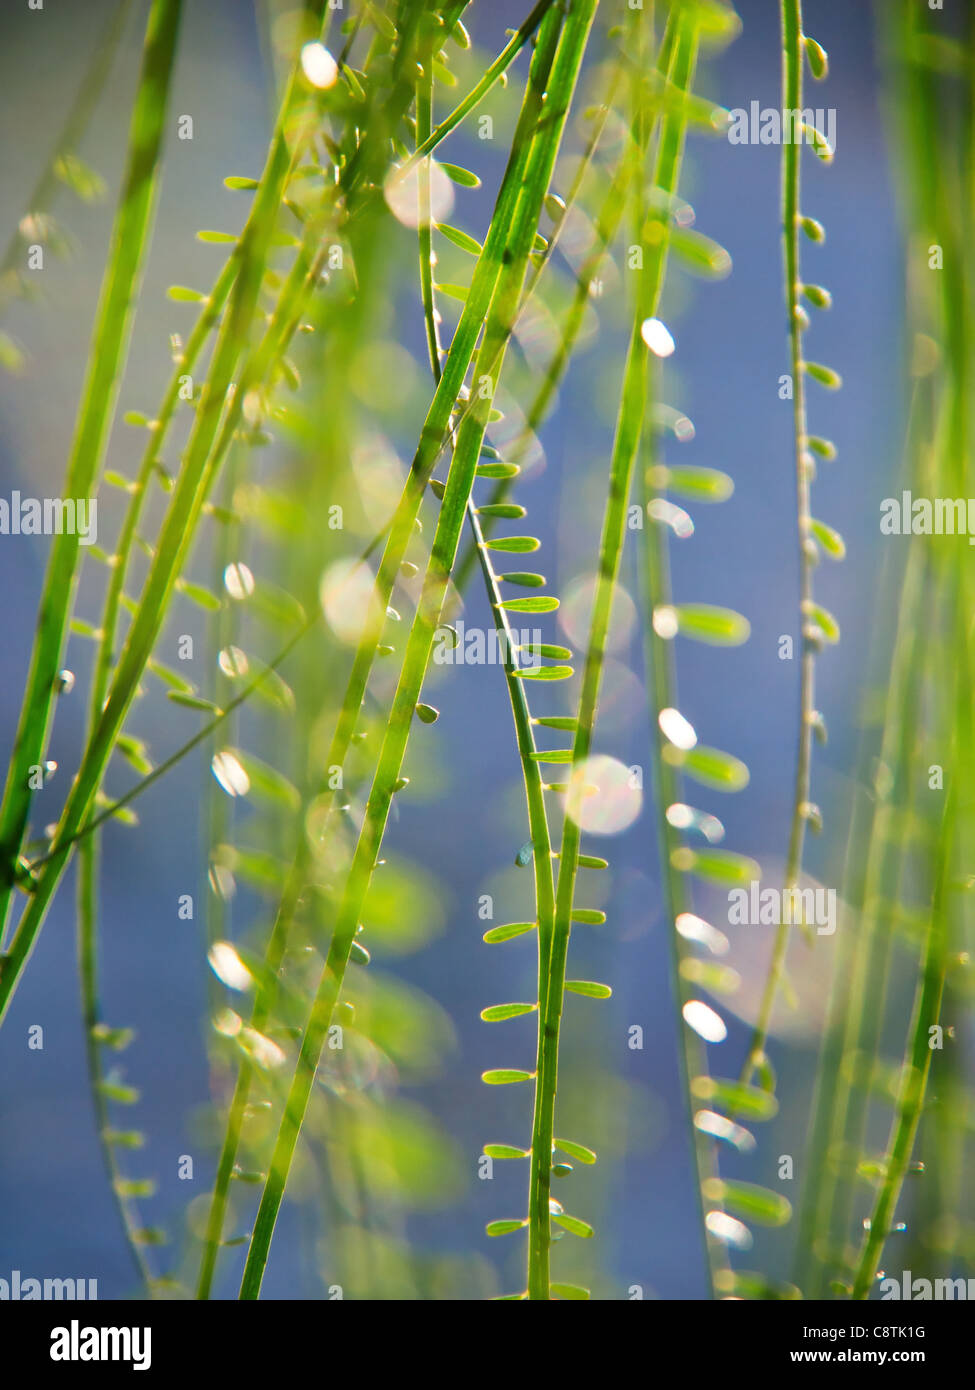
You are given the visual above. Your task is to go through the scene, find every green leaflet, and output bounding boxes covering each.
[480,1002,537,1021]
[703,1178,793,1227]
[439,160,481,187]
[564,980,612,998]
[655,602,750,646]
[483,921,536,944]
[483,1144,530,1160]
[554,1137,597,1164]
[671,847,761,886]
[652,463,734,502]
[808,517,846,559]
[486,1218,528,1235]
[436,222,483,255]
[691,1076,780,1121]
[665,742,750,792]
[551,1212,593,1238]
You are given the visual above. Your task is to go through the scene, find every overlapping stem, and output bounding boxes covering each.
[0,2,321,1027]
[238,0,598,1298]
[0,0,183,935]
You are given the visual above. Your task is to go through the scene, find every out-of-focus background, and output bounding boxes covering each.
[0,0,904,1298]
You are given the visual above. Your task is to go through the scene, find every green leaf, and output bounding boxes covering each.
[680,958,741,996]
[799,215,825,243]
[570,908,606,925]
[148,660,194,694]
[534,715,576,730]
[806,435,836,459]
[53,152,106,202]
[669,225,732,278]
[802,282,832,310]
[486,1219,527,1236]
[477,503,525,518]
[653,464,733,502]
[435,282,469,302]
[702,1178,792,1227]
[483,921,535,944]
[114,1178,156,1199]
[133,1228,168,1247]
[577,854,608,869]
[91,1023,134,1050]
[485,535,540,552]
[499,571,546,587]
[691,1076,780,1121]
[554,1138,597,1165]
[565,980,612,999]
[98,1078,139,1104]
[483,1145,530,1160]
[502,597,560,614]
[808,517,846,560]
[661,603,750,646]
[804,360,842,389]
[514,662,572,678]
[415,702,440,724]
[671,848,761,885]
[482,1069,534,1085]
[447,16,471,48]
[232,751,300,812]
[176,579,222,611]
[551,1283,590,1300]
[167,284,207,302]
[436,223,482,255]
[103,1128,144,1149]
[552,1212,593,1238]
[476,462,519,479]
[523,645,571,661]
[480,1002,537,1022]
[803,35,829,80]
[196,229,238,243]
[439,160,481,188]
[529,749,573,764]
[666,743,750,792]
[224,175,259,190]
[115,734,152,776]
[803,600,840,642]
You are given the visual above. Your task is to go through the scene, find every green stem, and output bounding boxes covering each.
[740,0,818,1085]
[0,0,183,934]
[238,0,597,1298]
[0,12,316,1027]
